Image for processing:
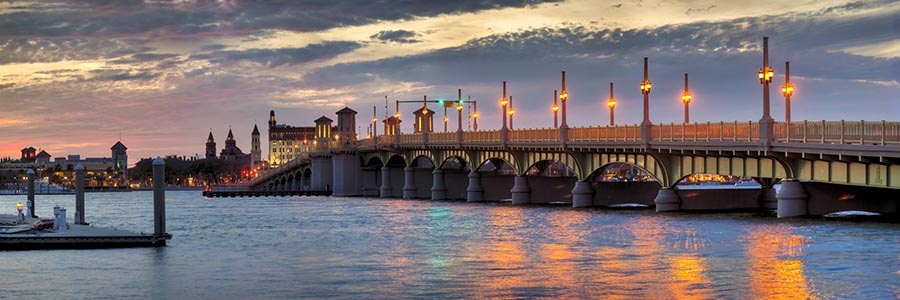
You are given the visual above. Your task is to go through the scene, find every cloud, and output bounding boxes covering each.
[207,41,363,67]
[0,0,563,39]
[370,30,421,43]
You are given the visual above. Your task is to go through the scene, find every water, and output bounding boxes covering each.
[1,191,898,299]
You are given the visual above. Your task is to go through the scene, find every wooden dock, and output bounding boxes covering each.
[202,189,332,197]
[1,215,171,250]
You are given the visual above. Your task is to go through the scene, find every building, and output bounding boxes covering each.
[219,129,251,168]
[205,131,217,159]
[251,124,261,169]
[20,147,36,162]
[267,110,316,168]
[111,141,127,178]
[1,141,129,189]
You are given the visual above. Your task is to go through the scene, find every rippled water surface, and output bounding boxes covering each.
[1,191,899,299]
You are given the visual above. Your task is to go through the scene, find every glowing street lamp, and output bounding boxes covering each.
[758,36,775,123]
[552,90,559,129]
[781,61,794,123]
[456,89,463,133]
[639,57,652,126]
[607,82,616,126]
[681,73,692,123]
[472,100,479,131]
[501,81,508,130]
[560,71,568,128]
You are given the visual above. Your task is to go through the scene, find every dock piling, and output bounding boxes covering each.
[152,157,166,236]
[75,163,85,224]
[27,169,35,218]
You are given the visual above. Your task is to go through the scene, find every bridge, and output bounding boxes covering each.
[247,37,900,219]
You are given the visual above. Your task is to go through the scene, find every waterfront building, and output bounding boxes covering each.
[268,110,316,168]
[1,141,129,189]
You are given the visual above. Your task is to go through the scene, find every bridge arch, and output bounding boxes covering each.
[386,154,407,168]
[585,162,659,183]
[581,152,668,185]
[522,152,583,179]
[438,155,470,171]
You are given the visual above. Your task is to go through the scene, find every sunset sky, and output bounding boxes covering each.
[1,0,897,165]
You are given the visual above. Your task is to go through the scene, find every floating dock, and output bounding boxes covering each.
[0,215,171,250]
[202,189,331,197]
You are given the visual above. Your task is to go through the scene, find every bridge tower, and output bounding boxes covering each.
[310,116,334,191]
[332,107,362,196]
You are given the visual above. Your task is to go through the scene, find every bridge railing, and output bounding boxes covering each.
[775,120,900,145]
[430,132,457,143]
[570,125,640,142]
[357,138,374,148]
[399,133,422,144]
[463,130,501,142]
[510,128,558,142]
[653,121,758,142]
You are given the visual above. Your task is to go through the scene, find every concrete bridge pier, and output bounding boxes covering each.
[301,174,310,190]
[572,181,594,207]
[466,171,484,202]
[379,166,392,198]
[290,177,298,191]
[758,178,777,211]
[332,152,360,197]
[654,187,681,212]
[431,169,447,200]
[362,168,379,196]
[777,179,808,218]
[402,166,417,199]
[310,154,333,191]
[511,175,531,204]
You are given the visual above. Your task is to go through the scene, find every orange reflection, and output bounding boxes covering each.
[667,254,712,300]
[745,225,811,299]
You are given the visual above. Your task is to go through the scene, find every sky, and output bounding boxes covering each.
[0,0,897,165]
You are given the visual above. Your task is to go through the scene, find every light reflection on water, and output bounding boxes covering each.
[0,191,899,299]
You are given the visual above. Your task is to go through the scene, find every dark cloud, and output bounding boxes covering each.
[0,83,15,89]
[0,0,562,39]
[370,30,420,43]
[208,41,362,67]
[89,70,161,82]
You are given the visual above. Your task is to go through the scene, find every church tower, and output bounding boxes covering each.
[225,128,236,148]
[251,124,261,168]
[205,130,217,159]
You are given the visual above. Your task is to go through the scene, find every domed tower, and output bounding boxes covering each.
[205,130,217,159]
[251,124,261,168]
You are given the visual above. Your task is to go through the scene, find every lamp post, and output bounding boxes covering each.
[681,73,692,123]
[608,82,616,126]
[560,72,568,129]
[372,106,378,143]
[457,89,463,132]
[501,81,508,130]
[758,36,775,123]
[472,98,478,131]
[640,57,652,126]
[553,90,559,128]
[781,61,794,123]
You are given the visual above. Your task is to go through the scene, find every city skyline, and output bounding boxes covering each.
[1,0,897,164]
